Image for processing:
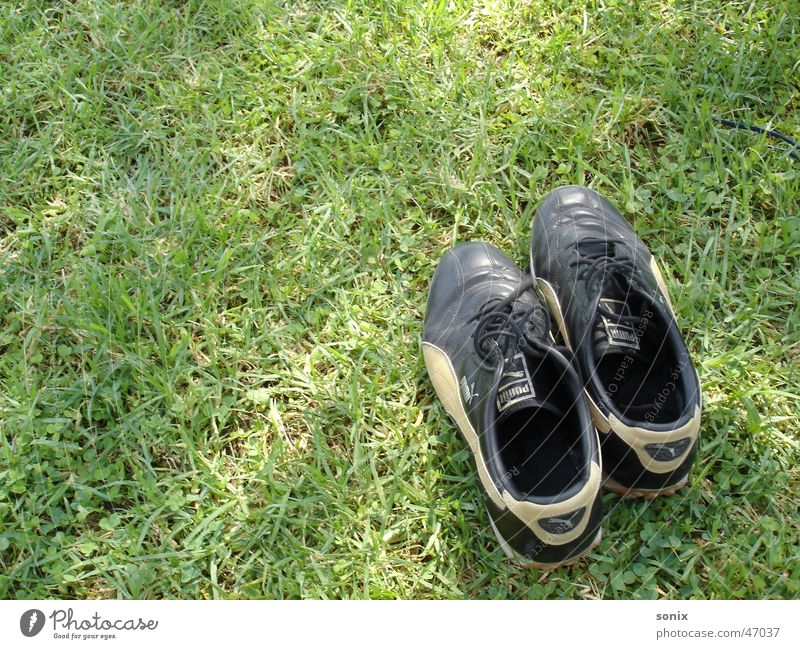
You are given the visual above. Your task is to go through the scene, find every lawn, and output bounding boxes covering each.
[0,0,798,599]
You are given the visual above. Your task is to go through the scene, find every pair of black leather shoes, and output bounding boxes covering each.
[423,186,702,567]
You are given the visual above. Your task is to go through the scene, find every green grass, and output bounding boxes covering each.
[1,0,798,599]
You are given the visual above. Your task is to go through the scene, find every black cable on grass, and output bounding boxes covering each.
[713,117,800,161]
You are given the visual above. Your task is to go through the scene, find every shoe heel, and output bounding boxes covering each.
[487,507,603,569]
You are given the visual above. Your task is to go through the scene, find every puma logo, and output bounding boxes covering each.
[538,507,586,534]
[644,438,691,462]
[548,515,581,526]
[496,352,536,412]
[459,376,478,403]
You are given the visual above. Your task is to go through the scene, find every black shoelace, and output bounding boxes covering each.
[471,277,552,365]
[568,238,650,326]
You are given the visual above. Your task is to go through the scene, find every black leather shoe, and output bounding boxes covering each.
[530,186,702,497]
[423,242,602,566]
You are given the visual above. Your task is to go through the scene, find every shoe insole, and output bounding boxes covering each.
[496,408,583,498]
[596,352,684,423]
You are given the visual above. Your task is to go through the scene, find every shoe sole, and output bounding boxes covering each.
[603,473,689,498]
[489,513,603,569]
[528,253,688,498]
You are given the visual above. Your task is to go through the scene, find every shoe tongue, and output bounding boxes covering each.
[510,296,548,341]
[576,240,613,258]
[495,351,563,423]
[592,298,645,359]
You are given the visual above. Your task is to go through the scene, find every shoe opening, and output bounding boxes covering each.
[593,293,686,424]
[493,351,587,499]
